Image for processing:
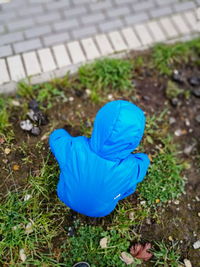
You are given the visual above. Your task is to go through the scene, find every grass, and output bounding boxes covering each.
[78,58,133,102]
[152,37,200,75]
[151,241,181,266]
[0,97,14,141]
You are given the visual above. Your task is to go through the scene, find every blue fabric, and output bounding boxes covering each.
[49,100,150,217]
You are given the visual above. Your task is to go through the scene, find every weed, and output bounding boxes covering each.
[166,80,190,100]
[0,97,14,141]
[62,225,130,267]
[78,58,133,102]
[138,136,186,205]
[18,81,34,98]
[152,241,181,266]
[152,38,200,75]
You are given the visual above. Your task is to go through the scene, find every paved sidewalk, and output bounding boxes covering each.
[0,0,200,93]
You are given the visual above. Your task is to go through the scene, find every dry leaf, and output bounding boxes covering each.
[13,164,20,171]
[183,259,192,267]
[100,237,108,248]
[130,243,153,261]
[19,249,26,262]
[120,252,134,265]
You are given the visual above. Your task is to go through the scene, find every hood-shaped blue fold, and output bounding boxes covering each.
[89,100,145,160]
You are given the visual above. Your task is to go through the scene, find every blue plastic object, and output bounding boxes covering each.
[49,100,150,217]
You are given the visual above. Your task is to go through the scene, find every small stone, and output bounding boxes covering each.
[107,94,113,100]
[188,76,200,86]
[20,120,33,131]
[19,249,26,262]
[29,99,39,111]
[120,252,134,265]
[31,126,41,136]
[170,98,180,107]
[175,129,182,136]
[85,89,91,96]
[183,259,192,267]
[100,237,108,248]
[25,222,33,234]
[195,196,200,202]
[168,236,173,241]
[146,218,151,225]
[11,100,20,106]
[75,89,84,97]
[4,148,11,155]
[67,226,75,237]
[185,118,190,127]
[197,212,200,217]
[183,145,195,155]
[27,110,48,126]
[172,70,185,84]
[142,95,150,101]
[69,96,74,102]
[24,194,31,201]
[193,240,200,249]
[174,200,180,205]
[195,115,200,123]
[169,117,176,124]
[140,201,146,205]
[192,88,200,97]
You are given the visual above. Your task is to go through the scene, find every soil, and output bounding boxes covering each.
[0,59,200,266]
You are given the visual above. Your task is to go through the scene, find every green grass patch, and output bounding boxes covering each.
[0,97,14,141]
[152,37,200,75]
[78,58,133,102]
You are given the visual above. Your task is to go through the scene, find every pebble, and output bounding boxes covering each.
[67,226,75,237]
[25,222,33,234]
[24,194,31,201]
[188,76,200,86]
[192,88,200,97]
[193,240,200,249]
[68,96,74,102]
[195,196,200,202]
[85,89,91,96]
[175,129,183,136]
[4,148,11,155]
[11,100,20,106]
[31,126,41,136]
[197,212,200,217]
[140,201,146,205]
[142,95,150,101]
[27,110,48,126]
[185,118,190,127]
[107,94,114,100]
[183,259,192,267]
[146,218,151,225]
[19,249,27,262]
[169,117,176,124]
[172,70,185,83]
[171,98,180,107]
[195,115,200,123]
[183,144,195,156]
[168,236,173,241]
[174,200,180,205]
[20,120,33,131]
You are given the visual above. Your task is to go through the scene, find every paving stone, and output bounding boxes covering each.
[17,5,44,17]
[174,1,196,12]
[125,12,149,25]
[108,31,127,52]
[52,44,71,68]
[159,17,178,38]
[183,11,198,31]
[121,27,141,49]
[45,0,69,11]
[107,6,130,18]
[0,25,5,34]
[7,18,34,32]
[0,59,10,85]
[89,1,112,11]
[171,14,191,34]
[99,19,123,32]
[73,0,90,4]
[67,41,85,64]
[24,25,51,39]
[156,0,176,5]
[81,38,100,60]
[43,32,70,46]
[81,13,105,25]
[133,1,155,11]
[63,6,87,18]
[0,45,12,57]
[23,51,41,76]
[14,39,42,54]
[95,34,113,55]
[147,20,166,42]
[115,0,136,4]
[0,32,24,46]
[72,26,97,39]
[7,55,26,81]
[53,19,79,32]
[0,11,16,22]
[35,12,61,24]
[134,23,153,46]
[38,48,56,72]
[150,6,173,18]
